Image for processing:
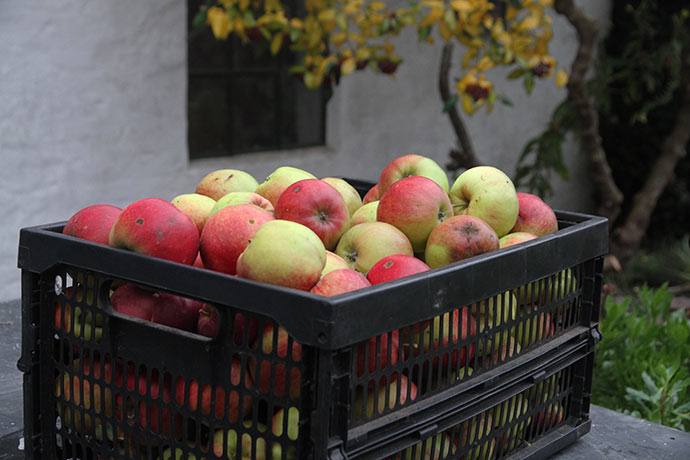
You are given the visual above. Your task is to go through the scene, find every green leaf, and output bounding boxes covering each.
[442,95,458,113]
[288,65,306,74]
[498,95,513,106]
[418,25,432,42]
[507,68,526,79]
[524,73,535,94]
[192,10,207,29]
[259,27,271,41]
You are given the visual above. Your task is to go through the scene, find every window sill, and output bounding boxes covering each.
[187,144,336,174]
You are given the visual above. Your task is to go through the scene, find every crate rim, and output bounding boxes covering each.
[17,210,607,349]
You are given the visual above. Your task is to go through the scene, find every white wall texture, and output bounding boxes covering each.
[0,0,611,302]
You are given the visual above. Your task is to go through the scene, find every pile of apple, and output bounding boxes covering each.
[58,154,562,458]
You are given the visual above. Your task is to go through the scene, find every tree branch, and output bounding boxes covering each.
[611,46,690,258]
[554,0,624,224]
[439,42,482,171]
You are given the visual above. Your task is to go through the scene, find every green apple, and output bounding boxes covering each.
[213,421,268,460]
[335,222,413,274]
[449,166,519,237]
[515,307,554,349]
[458,412,495,460]
[171,193,216,235]
[353,375,418,420]
[210,191,275,216]
[255,166,316,206]
[393,432,451,460]
[321,177,363,218]
[350,201,379,227]
[494,394,530,455]
[321,251,351,276]
[160,447,197,460]
[270,408,300,460]
[236,220,326,291]
[195,169,259,200]
[473,292,518,361]
[377,154,449,198]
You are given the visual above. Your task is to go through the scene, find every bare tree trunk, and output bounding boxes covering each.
[439,42,482,172]
[611,46,690,258]
[554,0,624,225]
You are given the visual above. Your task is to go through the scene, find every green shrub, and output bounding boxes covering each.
[593,284,690,431]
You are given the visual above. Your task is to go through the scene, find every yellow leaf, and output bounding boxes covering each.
[318,9,336,23]
[462,48,477,68]
[270,33,284,55]
[341,57,356,76]
[369,2,386,11]
[477,56,494,71]
[239,0,250,11]
[450,0,472,13]
[290,18,304,28]
[207,7,232,40]
[304,72,317,89]
[518,15,540,31]
[556,68,568,87]
[421,8,443,27]
[439,20,452,41]
[462,94,474,115]
[384,40,394,56]
[421,0,444,8]
[330,32,347,47]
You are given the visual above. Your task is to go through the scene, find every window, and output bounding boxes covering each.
[187,1,326,159]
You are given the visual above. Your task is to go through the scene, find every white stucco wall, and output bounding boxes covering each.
[0,0,610,302]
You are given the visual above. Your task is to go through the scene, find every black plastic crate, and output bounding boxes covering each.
[17,181,607,460]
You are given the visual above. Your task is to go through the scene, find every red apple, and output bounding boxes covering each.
[233,312,258,346]
[150,293,203,332]
[511,192,558,236]
[356,330,400,377]
[407,307,476,371]
[110,283,158,321]
[366,254,430,285]
[175,358,253,423]
[362,184,379,204]
[250,324,302,400]
[195,169,259,200]
[310,269,371,296]
[210,191,275,216]
[377,176,453,253]
[63,204,122,245]
[424,215,499,269]
[109,198,199,265]
[378,154,449,198]
[199,203,275,275]
[499,231,538,248]
[197,304,220,338]
[274,179,350,250]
